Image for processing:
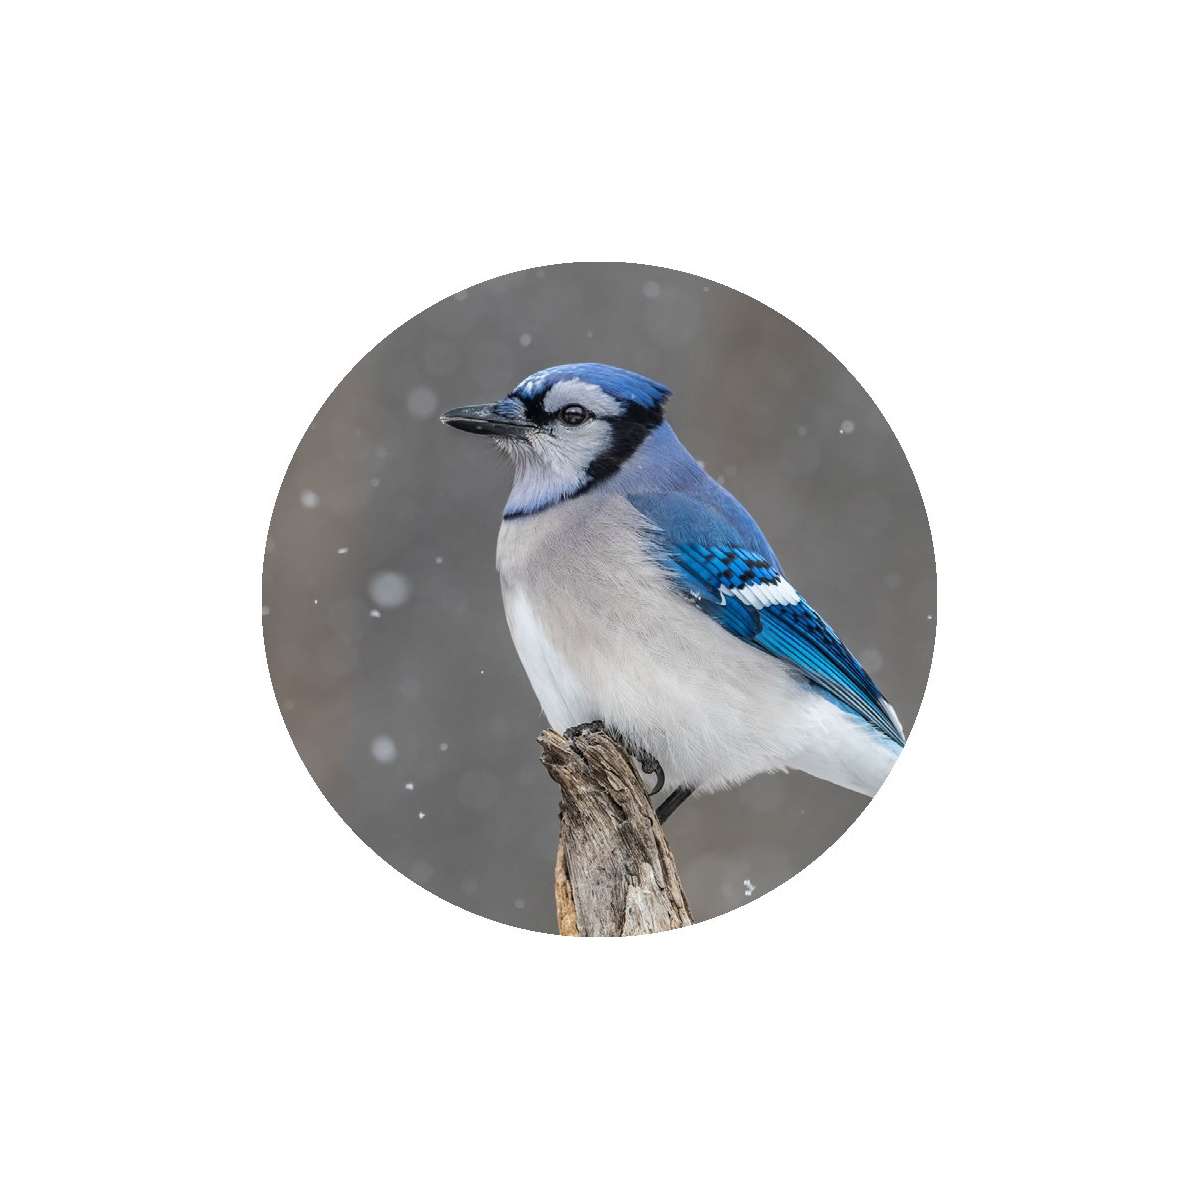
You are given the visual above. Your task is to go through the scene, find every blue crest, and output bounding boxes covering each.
[512,363,672,410]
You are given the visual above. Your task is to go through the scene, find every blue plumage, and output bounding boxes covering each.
[511,363,671,410]
[629,486,779,566]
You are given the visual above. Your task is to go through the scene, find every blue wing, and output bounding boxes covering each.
[630,490,905,746]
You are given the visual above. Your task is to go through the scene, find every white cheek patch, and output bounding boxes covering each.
[719,578,802,610]
[533,420,613,480]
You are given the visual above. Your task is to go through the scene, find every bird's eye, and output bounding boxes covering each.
[559,405,591,426]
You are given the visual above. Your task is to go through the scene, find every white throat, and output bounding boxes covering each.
[501,420,614,517]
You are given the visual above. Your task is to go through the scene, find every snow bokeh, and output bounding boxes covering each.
[368,571,411,608]
[370,735,397,764]
[406,385,438,419]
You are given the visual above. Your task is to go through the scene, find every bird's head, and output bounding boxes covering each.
[440,363,672,515]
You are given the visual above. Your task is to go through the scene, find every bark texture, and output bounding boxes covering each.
[538,726,693,937]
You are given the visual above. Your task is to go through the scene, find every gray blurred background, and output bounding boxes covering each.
[262,263,936,933]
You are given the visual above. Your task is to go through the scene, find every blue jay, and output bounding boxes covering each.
[441,363,904,822]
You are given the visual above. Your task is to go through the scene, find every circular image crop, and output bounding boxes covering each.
[263,263,936,934]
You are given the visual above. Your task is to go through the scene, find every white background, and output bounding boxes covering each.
[3,3,1196,1196]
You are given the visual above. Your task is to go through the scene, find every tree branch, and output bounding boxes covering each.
[538,727,693,937]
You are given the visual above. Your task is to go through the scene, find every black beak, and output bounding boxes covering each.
[439,404,534,439]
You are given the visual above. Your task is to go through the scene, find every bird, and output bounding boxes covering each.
[440,362,905,822]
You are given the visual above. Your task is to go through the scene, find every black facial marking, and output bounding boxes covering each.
[581,404,663,490]
[513,390,551,426]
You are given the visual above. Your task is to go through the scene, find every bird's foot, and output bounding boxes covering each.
[563,720,608,740]
[562,722,664,798]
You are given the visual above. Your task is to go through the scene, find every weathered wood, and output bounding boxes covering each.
[539,727,693,937]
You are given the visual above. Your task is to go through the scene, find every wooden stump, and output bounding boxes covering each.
[538,727,693,937]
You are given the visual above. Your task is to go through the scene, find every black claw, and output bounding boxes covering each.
[640,754,665,797]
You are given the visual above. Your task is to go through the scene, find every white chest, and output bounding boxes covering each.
[495,495,649,731]
[499,582,594,730]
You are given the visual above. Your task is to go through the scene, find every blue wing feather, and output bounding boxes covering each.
[629,489,904,746]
